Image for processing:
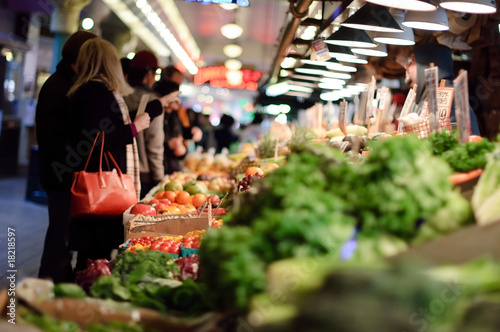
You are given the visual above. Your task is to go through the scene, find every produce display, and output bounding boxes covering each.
[9,121,500,332]
[200,135,473,313]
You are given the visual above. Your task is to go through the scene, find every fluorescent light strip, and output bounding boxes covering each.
[335,54,368,64]
[287,85,314,93]
[157,0,201,60]
[295,67,351,79]
[285,91,311,98]
[320,78,346,85]
[135,0,198,74]
[318,82,344,90]
[326,62,357,73]
[102,0,170,56]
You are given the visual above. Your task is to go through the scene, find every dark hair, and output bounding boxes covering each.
[127,67,148,83]
[162,65,181,79]
[220,114,235,127]
[154,79,179,96]
[120,57,131,77]
[61,30,98,64]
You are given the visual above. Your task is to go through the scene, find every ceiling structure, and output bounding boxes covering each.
[88,0,500,120]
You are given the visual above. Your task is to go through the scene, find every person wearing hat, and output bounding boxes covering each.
[123,50,181,197]
[36,30,98,283]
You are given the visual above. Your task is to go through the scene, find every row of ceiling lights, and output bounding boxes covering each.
[272,0,497,101]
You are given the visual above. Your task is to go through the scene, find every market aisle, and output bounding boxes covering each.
[0,175,48,289]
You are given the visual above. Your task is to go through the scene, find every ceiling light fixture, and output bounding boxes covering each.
[290,74,323,81]
[320,91,341,101]
[403,7,449,31]
[351,43,388,57]
[223,44,243,58]
[285,91,311,98]
[220,3,239,10]
[221,23,243,39]
[320,77,347,85]
[295,66,352,80]
[374,9,415,45]
[318,82,344,90]
[325,26,377,48]
[341,3,404,33]
[336,54,368,64]
[224,59,242,71]
[326,59,357,73]
[327,44,355,58]
[440,0,497,14]
[281,57,298,69]
[364,0,437,11]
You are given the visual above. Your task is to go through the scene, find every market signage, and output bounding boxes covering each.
[185,0,249,7]
[194,66,262,91]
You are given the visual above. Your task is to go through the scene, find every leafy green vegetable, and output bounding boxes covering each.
[20,310,79,332]
[442,139,495,173]
[112,250,179,282]
[90,275,131,301]
[53,283,86,299]
[86,321,146,332]
[200,227,267,312]
[472,151,500,225]
[427,130,458,155]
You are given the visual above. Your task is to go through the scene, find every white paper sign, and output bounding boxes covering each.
[398,87,417,133]
[425,66,439,131]
[339,100,348,135]
[365,77,376,120]
[137,93,150,116]
[454,70,470,143]
[437,87,454,118]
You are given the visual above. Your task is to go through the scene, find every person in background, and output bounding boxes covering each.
[162,65,184,86]
[214,114,239,153]
[196,113,217,151]
[36,30,98,283]
[397,43,480,135]
[178,107,203,151]
[123,50,180,197]
[120,57,131,80]
[239,113,266,143]
[155,79,186,174]
[67,38,151,270]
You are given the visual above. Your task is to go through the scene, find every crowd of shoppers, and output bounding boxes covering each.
[35,32,267,283]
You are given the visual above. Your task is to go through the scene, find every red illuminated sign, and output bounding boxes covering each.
[194,66,262,91]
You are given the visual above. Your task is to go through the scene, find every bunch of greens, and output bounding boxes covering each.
[427,130,459,155]
[427,131,496,172]
[472,150,500,225]
[201,136,473,312]
[442,139,495,173]
[90,251,211,316]
[20,310,79,332]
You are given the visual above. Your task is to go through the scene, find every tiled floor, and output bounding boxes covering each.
[0,174,48,289]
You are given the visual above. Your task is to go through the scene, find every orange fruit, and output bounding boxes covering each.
[192,193,207,208]
[469,135,483,142]
[176,191,191,205]
[159,206,181,214]
[264,163,279,170]
[164,191,177,202]
[154,191,164,199]
[245,166,264,177]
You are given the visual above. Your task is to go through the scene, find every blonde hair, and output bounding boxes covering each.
[68,38,133,96]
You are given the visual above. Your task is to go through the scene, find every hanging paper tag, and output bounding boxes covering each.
[339,99,348,135]
[454,70,471,143]
[311,39,331,62]
[398,86,417,133]
[425,66,439,131]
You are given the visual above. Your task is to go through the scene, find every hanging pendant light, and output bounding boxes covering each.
[225,59,242,71]
[374,9,415,46]
[326,59,357,73]
[325,26,377,48]
[341,3,404,33]
[351,43,388,57]
[440,0,497,14]
[223,44,243,58]
[221,23,243,39]
[403,8,449,31]
[327,44,355,58]
[336,54,369,64]
[364,0,437,11]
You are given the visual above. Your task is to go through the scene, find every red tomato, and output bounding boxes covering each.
[159,244,170,252]
[469,135,482,142]
[159,199,172,206]
[150,243,161,251]
[171,247,180,255]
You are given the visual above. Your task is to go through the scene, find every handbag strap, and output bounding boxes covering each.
[83,131,103,172]
[106,151,129,190]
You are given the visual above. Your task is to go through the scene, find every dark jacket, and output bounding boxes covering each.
[68,80,135,174]
[164,111,184,174]
[410,43,480,135]
[35,59,75,191]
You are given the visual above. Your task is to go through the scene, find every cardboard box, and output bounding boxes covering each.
[125,213,215,240]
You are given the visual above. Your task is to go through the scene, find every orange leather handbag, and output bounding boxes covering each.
[71,131,137,219]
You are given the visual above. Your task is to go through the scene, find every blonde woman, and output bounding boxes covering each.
[67,38,150,270]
